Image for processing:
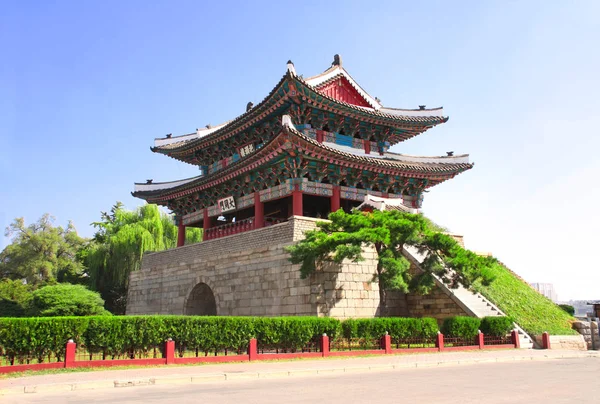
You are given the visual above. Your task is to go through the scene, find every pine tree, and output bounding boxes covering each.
[287,209,496,312]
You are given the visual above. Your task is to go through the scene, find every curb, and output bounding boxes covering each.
[1,352,598,396]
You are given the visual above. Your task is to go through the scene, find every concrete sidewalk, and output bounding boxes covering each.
[1,349,598,396]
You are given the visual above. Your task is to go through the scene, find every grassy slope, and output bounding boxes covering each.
[472,263,576,336]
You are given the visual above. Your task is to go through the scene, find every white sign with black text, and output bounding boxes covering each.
[218,196,236,213]
[238,143,255,158]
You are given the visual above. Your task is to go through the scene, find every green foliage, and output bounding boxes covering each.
[341,318,438,339]
[84,203,203,314]
[0,214,87,285]
[479,316,514,337]
[441,316,481,338]
[0,316,341,361]
[0,317,88,364]
[558,304,575,316]
[252,317,340,351]
[29,284,111,317]
[0,279,33,317]
[472,263,577,335]
[287,210,496,309]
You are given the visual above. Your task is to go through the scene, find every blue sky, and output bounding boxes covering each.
[2,1,599,300]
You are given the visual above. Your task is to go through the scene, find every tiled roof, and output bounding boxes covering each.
[133,176,201,193]
[133,116,472,200]
[284,124,472,174]
[357,194,417,213]
[150,59,448,155]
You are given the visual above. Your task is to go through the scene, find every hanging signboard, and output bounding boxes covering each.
[218,196,236,213]
[238,143,255,158]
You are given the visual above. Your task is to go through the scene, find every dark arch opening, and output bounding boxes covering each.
[185,283,217,315]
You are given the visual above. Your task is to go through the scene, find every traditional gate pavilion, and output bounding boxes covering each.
[133,55,472,245]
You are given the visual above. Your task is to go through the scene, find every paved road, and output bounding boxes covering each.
[5,358,600,404]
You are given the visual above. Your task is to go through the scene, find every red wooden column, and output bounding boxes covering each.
[202,209,211,241]
[177,221,185,247]
[363,139,371,154]
[331,185,341,213]
[292,184,303,216]
[316,130,324,143]
[254,192,264,229]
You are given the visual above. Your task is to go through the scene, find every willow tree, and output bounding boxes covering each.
[287,209,496,312]
[85,202,202,313]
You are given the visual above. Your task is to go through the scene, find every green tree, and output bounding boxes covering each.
[287,209,496,312]
[0,214,87,285]
[29,284,110,316]
[0,279,34,317]
[85,203,202,314]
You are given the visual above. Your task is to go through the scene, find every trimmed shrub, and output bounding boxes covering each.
[479,316,514,337]
[558,304,575,316]
[29,284,110,317]
[441,316,481,338]
[253,316,340,350]
[340,318,438,340]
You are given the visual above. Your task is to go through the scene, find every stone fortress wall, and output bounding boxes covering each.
[127,216,468,321]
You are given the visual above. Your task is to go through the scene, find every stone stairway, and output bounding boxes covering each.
[403,245,536,349]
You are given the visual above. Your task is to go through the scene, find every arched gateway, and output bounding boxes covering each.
[184,283,217,315]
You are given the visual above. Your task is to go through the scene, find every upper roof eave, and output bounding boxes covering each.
[150,61,449,157]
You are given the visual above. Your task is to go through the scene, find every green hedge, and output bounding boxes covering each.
[341,318,438,340]
[442,316,514,338]
[479,316,514,337]
[441,316,481,338]
[0,315,514,364]
[0,316,343,363]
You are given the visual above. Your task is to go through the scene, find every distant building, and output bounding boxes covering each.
[530,283,558,302]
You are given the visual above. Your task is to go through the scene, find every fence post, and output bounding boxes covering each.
[320,334,330,357]
[511,329,520,349]
[477,330,484,349]
[165,338,175,365]
[436,332,444,352]
[65,339,76,368]
[381,332,392,354]
[248,338,258,361]
[542,332,551,349]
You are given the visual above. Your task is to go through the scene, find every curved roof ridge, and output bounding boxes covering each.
[133,175,202,192]
[151,72,292,153]
[379,106,445,118]
[154,122,230,147]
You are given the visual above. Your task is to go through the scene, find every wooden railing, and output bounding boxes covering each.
[204,217,287,241]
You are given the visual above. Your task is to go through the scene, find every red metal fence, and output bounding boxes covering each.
[0,331,525,374]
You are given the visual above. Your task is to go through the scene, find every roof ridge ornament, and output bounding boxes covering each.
[282,114,293,128]
[246,102,254,112]
[332,54,342,67]
[287,60,296,76]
